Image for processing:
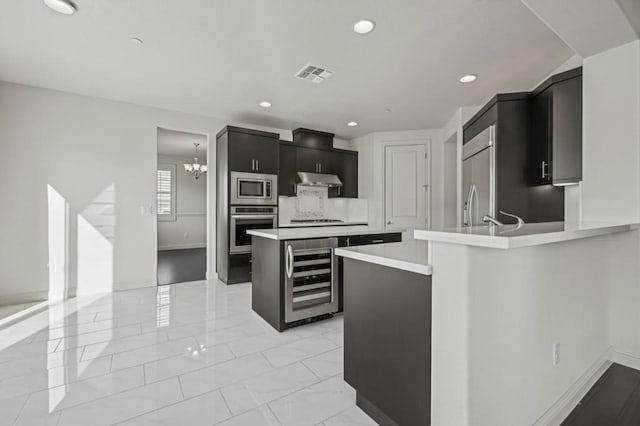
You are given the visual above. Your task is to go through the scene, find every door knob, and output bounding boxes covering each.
[387,221,392,225]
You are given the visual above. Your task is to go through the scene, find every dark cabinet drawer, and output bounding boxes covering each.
[344,233,402,247]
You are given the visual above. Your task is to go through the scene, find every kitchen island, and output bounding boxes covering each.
[247,226,402,331]
[335,221,639,426]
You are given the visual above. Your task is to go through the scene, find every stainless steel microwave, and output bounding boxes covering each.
[230,171,278,205]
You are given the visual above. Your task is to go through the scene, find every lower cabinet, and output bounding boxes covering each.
[343,257,431,425]
[228,254,251,284]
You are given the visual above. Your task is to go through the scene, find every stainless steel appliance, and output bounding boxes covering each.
[230,171,278,205]
[462,125,496,226]
[283,238,339,323]
[296,172,343,187]
[230,206,278,254]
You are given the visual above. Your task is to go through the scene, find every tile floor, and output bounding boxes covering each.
[0,281,376,426]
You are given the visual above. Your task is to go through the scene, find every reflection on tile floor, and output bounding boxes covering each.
[0,281,376,425]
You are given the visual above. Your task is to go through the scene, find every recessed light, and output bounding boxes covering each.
[353,20,375,35]
[347,121,358,127]
[130,37,144,46]
[259,101,272,108]
[459,74,478,83]
[43,0,76,15]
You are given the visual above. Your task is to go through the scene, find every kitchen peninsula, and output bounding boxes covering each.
[336,221,639,426]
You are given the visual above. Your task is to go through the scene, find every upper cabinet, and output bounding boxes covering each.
[278,143,298,197]
[529,67,583,186]
[279,141,358,198]
[222,126,279,175]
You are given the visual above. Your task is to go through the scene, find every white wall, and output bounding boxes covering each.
[157,154,207,251]
[0,81,290,301]
[430,234,615,426]
[581,41,640,222]
[577,40,640,361]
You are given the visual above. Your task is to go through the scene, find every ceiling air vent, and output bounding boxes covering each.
[294,64,334,84]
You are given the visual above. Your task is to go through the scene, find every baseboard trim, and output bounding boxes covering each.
[534,346,613,426]
[0,291,48,307]
[610,350,640,370]
[158,243,206,251]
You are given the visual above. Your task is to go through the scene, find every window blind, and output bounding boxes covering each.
[157,169,173,215]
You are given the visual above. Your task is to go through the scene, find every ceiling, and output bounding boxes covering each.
[0,0,575,138]
[157,128,207,158]
[521,0,640,58]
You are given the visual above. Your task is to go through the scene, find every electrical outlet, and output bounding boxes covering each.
[553,343,560,366]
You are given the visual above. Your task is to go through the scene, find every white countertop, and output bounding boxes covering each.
[335,240,432,276]
[248,226,401,240]
[414,221,640,249]
[278,222,368,228]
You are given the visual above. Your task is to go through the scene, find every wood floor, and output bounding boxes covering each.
[562,363,640,425]
[157,248,206,285]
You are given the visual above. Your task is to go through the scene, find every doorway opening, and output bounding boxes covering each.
[156,128,209,286]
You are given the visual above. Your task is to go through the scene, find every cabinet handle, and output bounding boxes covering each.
[292,183,296,193]
[541,161,549,179]
[319,163,322,173]
[346,237,350,246]
[371,239,384,244]
[251,159,255,171]
[338,187,341,197]
[256,160,259,171]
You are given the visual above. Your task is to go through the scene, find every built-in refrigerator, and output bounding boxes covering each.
[462,126,495,226]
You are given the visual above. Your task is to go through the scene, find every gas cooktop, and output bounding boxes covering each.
[290,219,345,224]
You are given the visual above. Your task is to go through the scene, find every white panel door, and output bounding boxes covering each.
[384,144,427,230]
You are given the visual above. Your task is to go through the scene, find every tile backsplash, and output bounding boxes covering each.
[278,185,368,226]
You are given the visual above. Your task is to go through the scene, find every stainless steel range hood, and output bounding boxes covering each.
[297,172,343,187]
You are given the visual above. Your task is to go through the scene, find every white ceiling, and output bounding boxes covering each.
[0,0,575,138]
[157,128,207,158]
[521,0,639,58]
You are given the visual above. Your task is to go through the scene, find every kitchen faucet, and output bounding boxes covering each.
[482,211,525,226]
[482,215,503,226]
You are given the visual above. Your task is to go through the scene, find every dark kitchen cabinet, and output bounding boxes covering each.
[216,126,279,285]
[280,142,358,198]
[530,67,582,186]
[336,152,358,198]
[225,126,279,174]
[296,146,337,174]
[463,92,564,223]
[278,143,297,197]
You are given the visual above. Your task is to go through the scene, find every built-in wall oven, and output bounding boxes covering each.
[230,206,278,254]
[230,171,278,206]
[284,238,339,323]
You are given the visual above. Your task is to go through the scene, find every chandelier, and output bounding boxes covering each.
[183,143,207,179]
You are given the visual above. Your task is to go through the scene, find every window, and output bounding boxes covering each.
[157,163,176,221]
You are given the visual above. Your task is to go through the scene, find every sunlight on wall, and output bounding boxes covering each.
[77,185,116,296]
[47,186,69,302]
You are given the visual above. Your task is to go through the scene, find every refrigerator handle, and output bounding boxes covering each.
[464,185,472,226]
[467,184,477,227]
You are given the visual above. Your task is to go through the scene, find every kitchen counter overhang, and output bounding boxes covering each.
[247,225,403,240]
[335,240,431,275]
[413,221,639,249]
